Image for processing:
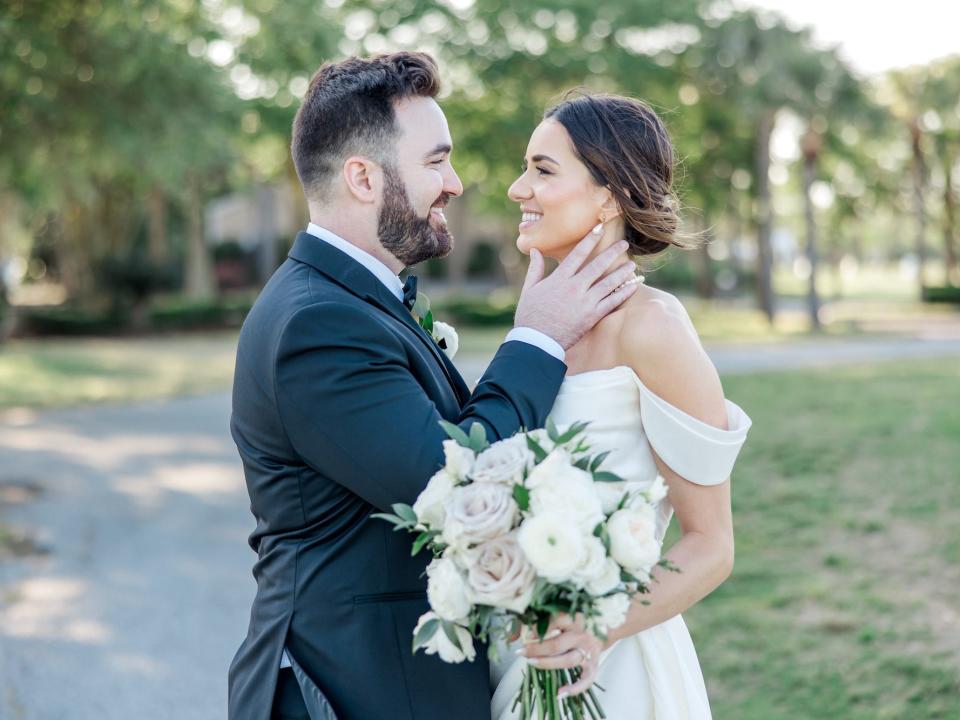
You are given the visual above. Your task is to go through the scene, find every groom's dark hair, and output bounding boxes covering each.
[292,52,441,201]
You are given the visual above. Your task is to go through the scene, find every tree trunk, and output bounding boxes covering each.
[754,109,777,323]
[942,152,958,286]
[184,173,215,300]
[148,184,168,265]
[801,130,822,331]
[694,221,715,299]
[909,118,928,292]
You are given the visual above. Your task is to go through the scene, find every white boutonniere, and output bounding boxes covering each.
[411,291,459,360]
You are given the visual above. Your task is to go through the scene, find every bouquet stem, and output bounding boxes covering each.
[514,667,606,720]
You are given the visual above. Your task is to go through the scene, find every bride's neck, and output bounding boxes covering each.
[557,222,630,280]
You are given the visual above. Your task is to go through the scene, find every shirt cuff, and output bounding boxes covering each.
[504,327,566,362]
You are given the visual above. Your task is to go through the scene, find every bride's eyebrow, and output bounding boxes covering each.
[531,154,558,165]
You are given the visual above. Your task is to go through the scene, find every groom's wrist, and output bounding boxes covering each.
[504,327,565,362]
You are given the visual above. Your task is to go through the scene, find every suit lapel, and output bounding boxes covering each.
[288,233,468,404]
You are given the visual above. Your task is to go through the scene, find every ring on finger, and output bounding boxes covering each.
[572,648,591,665]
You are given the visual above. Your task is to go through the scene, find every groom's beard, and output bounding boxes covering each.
[378,166,453,267]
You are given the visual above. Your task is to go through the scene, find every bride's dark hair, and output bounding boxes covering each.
[544,92,690,257]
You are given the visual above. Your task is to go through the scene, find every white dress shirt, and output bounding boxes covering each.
[279,224,564,670]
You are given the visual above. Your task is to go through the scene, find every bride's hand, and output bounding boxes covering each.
[517,614,606,699]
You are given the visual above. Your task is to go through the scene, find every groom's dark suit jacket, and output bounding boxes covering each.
[228,232,566,720]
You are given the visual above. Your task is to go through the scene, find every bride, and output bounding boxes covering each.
[490,93,753,719]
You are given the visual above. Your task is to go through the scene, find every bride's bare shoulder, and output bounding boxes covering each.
[618,285,724,419]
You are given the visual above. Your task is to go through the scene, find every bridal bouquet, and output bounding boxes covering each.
[374,420,674,720]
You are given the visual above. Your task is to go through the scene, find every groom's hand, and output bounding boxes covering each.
[514,227,639,350]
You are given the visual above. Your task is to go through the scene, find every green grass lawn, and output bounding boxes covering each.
[0,332,239,410]
[671,358,960,719]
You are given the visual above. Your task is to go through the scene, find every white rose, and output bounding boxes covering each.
[432,321,459,360]
[426,557,472,622]
[525,448,573,490]
[517,511,585,583]
[607,504,661,577]
[464,534,536,613]
[413,612,476,663]
[413,469,457,529]
[570,536,611,590]
[443,439,475,482]
[591,592,631,635]
[529,469,604,534]
[470,435,533,485]
[443,483,518,549]
[586,557,623,596]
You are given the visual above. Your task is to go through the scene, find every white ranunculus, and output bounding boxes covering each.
[413,469,457,529]
[586,557,623,596]
[443,439,475,482]
[470,435,533,485]
[529,468,604,534]
[517,511,585,583]
[591,592,631,635]
[432,321,459,360]
[443,483,518,549]
[524,448,574,490]
[607,504,661,577]
[570,536,610,590]
[426,557,472,622]
[464,534,536,613]
[413,612,476,663]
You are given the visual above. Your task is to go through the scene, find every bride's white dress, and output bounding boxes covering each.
[490,365,752,720]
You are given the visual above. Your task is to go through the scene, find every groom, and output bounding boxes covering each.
[228,52,637,720]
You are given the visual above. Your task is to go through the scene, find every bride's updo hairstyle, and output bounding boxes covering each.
[544,92,689,257]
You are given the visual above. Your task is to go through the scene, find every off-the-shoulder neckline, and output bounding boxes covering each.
[563,364,637,382]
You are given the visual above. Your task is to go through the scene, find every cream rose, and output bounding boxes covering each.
[607,504,661,577]
[426,557,472,622]
[442,482,518,549]
[470,435,533,485]
[413,612,476,663]
[517,511,585,583]
[465,534,536,613]
[413,468,457,529]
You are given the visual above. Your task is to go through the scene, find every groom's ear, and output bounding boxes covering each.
[342,156,381,204]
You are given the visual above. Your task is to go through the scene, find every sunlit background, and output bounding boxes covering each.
[1,2,958,718]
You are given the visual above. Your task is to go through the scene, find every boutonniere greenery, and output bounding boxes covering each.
[410,291,459,360]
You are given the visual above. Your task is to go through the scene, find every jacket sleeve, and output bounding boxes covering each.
[274,301,566,511]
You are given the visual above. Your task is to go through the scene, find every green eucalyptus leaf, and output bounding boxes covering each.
[468,421,489,452]
[593,471,624,483]
[525,434,548,462]
[392,503,418,524]
[439,420,471,447]
[513,483,530,511]
[412,617,440,651]
[442,620,464,651]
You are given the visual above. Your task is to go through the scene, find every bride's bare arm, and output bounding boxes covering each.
[603,293,735,644]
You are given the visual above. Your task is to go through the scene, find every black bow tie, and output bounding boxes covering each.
[402,274,418,311]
